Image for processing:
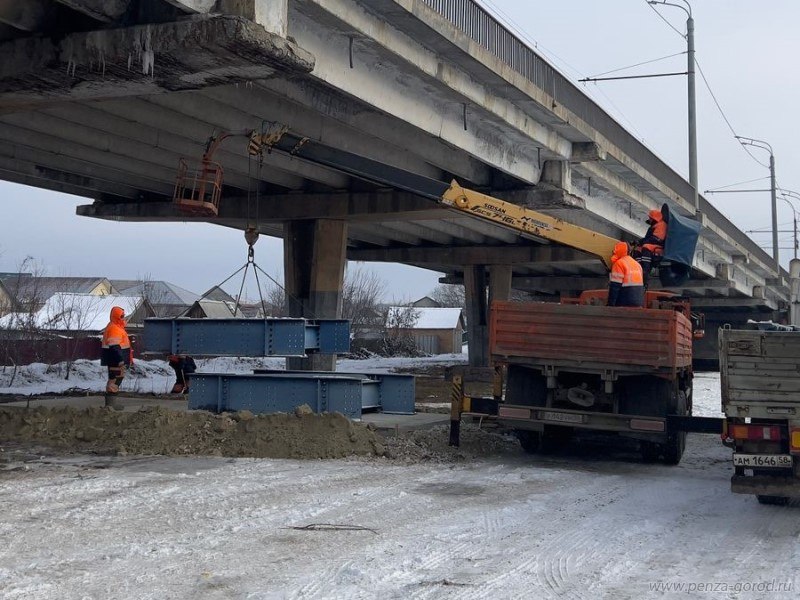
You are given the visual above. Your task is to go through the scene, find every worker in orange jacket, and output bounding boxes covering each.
[608,242,644,307]
[636,209,668,283]
[101,306,132,401]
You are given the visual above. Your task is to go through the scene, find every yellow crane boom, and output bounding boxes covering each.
[440,180,617,269]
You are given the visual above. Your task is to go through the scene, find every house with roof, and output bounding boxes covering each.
[0,294,154,365]
[0,274,113,316]
[110,279,200,317]
[182,300,244,319]
[385,306,465,354]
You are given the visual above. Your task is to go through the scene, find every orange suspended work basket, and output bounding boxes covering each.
[173,158,224,217]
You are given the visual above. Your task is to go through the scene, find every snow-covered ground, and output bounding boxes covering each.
[0,354,468,396]
[1,369,797,599]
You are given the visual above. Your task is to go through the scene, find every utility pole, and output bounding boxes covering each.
[583,1,699,213]
[686,12,698,213]
[770,152,779,268]
[733,136,779,273]
[779,190,800,259]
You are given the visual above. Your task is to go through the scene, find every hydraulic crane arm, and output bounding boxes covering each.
[441,181,617,269]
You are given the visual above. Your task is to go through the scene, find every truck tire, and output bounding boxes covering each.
[633,381,686,465]
[662,390,688,465]
[505,365,547,407]
[539,425,572,454]
[756,494,789,506]
[756,495,790,506]
[516,430,541,454]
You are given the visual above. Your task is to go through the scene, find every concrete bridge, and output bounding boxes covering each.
[0,0,791,367]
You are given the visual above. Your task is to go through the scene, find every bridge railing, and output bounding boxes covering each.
[421,0,776,274]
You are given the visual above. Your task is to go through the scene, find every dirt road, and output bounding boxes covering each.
[1,430,797,598]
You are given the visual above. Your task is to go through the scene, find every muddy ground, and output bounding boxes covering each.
[0,363,513,464]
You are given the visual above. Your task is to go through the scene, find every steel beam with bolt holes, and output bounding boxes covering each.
[253,369,416,415]
[143,318,350,357]
[188,371,415,418]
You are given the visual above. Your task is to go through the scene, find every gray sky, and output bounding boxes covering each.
[2,0,798,299]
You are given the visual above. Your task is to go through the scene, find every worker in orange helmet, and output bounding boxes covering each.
[100,306,133,407]
[636,209,668,283]
[608,242,644,307]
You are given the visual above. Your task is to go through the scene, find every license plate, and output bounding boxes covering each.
[539,411,585,424]
[733,454,793,468]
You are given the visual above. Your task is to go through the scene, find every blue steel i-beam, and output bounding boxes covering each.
[253,369,416,415]
[143,318,350,356]
[189,373,365,419]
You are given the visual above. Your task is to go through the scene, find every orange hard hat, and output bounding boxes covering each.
[648,209,663,222]
[612,241,629,259]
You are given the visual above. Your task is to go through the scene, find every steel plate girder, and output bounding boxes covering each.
[143,318,350,356]
[189,373,364,418]
[253,369,416,415]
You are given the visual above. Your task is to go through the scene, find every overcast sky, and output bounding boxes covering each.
[1,0,798,300]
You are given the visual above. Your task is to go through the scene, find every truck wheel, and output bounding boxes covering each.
[757,495,790,506]
[539,425,572,454]
[661,391,688,465]
[516,430,541,454]
[506,365,547,407]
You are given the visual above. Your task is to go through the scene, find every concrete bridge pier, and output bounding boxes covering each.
[465,264,512,367]
[283,219,347,371]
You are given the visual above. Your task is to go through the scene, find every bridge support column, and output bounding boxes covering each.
[465,265,489,367]
[216,0,288,36]
[283,219,347,371]
[488,265,512,304]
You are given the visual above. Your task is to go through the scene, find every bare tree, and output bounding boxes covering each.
[0,257,47,385]
[43,293,99,380]
[382,305,421,356]
[137,274,171,317]
[342,265,386,341]
[429,283,466,309]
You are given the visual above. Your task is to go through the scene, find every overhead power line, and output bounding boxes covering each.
[586,51,687,79]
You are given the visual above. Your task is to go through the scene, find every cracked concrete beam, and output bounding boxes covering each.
[216,1,288,36]
[0,16,313,110]
[571,142,607,163]
[162,0,217,13]
[0,0,54,32]
[54,0,131,22]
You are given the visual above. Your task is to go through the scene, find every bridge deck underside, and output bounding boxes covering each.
[0,0,787,308]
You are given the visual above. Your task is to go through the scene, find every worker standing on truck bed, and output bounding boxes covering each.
[607,242,644,307]
[636,209,667,283]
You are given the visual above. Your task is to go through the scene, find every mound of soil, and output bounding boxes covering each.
[0,405,384,459]
[380,423,521,463]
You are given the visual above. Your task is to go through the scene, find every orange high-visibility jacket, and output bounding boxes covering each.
[641,210,667,255]
[608,243,644,307]
[101,306,132,366]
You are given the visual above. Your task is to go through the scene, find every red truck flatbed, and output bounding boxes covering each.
[490,301,693,373]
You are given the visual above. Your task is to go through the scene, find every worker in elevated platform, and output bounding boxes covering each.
[608,242,644,307]
[635,209,668,283]
[101,306,132,407]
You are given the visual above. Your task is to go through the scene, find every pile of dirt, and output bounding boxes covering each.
[380,423,521,463]
[0,405,384,459]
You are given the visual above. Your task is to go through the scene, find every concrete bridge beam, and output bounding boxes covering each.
[0,0,53,32]
[0,15,313,110]
[54,0,130,22]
